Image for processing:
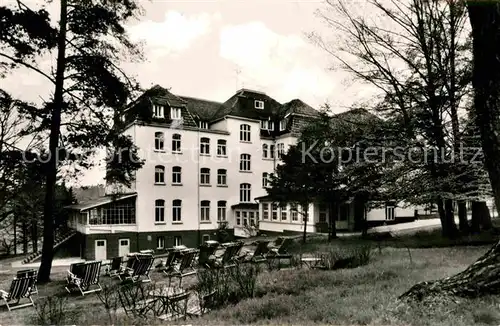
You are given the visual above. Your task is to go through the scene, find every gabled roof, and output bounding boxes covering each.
[146,85,187,107]
[282,99,319,117]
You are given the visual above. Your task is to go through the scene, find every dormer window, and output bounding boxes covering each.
[255,100,264,109]
[153,105,164,118]
[260,120,274,131]
[199,121,208,129]
[171,108,182,119]
[279,119,286,131]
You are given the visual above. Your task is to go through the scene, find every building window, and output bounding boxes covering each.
[202,234,210,243]
[199,121,208,129]
[171,107,182,119]
[172,134,181,153]
[153,104,164,118]
[262,172,270,188]
[155,199,165,223]
[174,236,182,246]
[200,168,210,185]
[262,203,269,220]
[200,137,210,154]
[386,205,395,220]
[260,120,273,131]
[262,144,268,158]
[242,211,248,226]
[277,143,285,159]
[270,144,275,159]
[240,154,251,171]
[217,201,226,222]
[217,140,227,156]
[217,169,227,186]
[319,204,327,223]
[272,203,278,220]
[240,183,251,203]
[154,132,164,151]
[172,166,181,184]
[281,206,287,220]
[172,199,182,222]
[155,165,165,184]
[235,211,241,226]
[200,200,210,221]
[279,119,287,131]
[255,100,264,109]
[240,124,251,142]
[249,211,256,226]
[291,203,298,221]
[156,236,165,249]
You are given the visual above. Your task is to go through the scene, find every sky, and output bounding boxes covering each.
[2,0,377,186]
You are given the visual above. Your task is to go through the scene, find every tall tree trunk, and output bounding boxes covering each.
[467,2,500,219]
[22,221,28,254]
[38,0,68,283]
[437,198,447,236]
[400,2,500,301]
[471,200,481,233]
[457,200,469,234]
[302,204,308,244]
[328,199,337,241]
[31,219,38,253]
[478,201,493,230]
[444,199,458,238]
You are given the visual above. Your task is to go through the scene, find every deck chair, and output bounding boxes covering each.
[267,237,293,259]
[157,249,177,271]
[118,283,157,319]
[121,254,154,283]
[214,242,243,268]
[239,240,270,263]
[0,276,36,311]
[187,290,216,317]
[197,243,219,269]
[106,257,125,279]
[164,249,198,287]
[16,269,38,295]
[65,261,102,296]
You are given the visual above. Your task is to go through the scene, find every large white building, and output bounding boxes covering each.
[67,85,320,260]
[66,85,426,260]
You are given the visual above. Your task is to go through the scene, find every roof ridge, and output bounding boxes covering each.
[178,95,223,104]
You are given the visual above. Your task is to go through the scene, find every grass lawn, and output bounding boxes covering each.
[1,236,500,325]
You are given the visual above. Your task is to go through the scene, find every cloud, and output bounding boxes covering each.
[128,11,218,54]
[219,22,335,107]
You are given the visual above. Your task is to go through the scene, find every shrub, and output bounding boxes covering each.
[32,295,76,325]
[314,244,372,270]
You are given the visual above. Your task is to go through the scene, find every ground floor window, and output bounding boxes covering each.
[385,205,395,220]
[234,209,258,226]
[262,203,269,220]
[174,236,182,246]
[157,236,165,249]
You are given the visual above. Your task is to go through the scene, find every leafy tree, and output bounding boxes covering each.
[0,0,145,282]
[310,0,477,237]
[267,145,318,244]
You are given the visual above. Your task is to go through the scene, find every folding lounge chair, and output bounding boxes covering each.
[121,254,155,283]
[16,269,38,294]
[267,237,293,259]
[164,249,198,287]
[106,256,125,279]
[214,242,243,268]
[239,240,270,263]
[0,276,36,311]
[197,243,219,269]
[65,261,103,296]
[158,249,177,271]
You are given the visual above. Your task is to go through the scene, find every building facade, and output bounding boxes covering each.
[67,86,318,260]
